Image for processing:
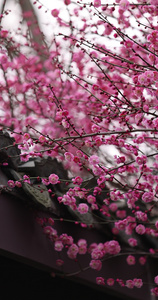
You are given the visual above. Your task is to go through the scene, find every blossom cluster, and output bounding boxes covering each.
[96,277,143,288]
[2,0,158,296]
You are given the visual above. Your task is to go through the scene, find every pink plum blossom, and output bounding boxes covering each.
[64,0,71,4]
[39,135,47,144]
[119,0,129,11]
[139,256,146,265]
[96,277,105,285]
[42,178,49,185]
[48,174,59,185]
[77,239,87,254]
[23,175,30,184]
[15,181,22,188]
[89,259,102,271]
[67,243,78,259]
[56,259,64,266]
[126,255,135,265]
[105,240,121,255]
[72,176,83,185]
[128,238,137,247]
[87,195,96,204]
[93,0,101,7]
[1,1,158,295]
[60,234,73,245]
[126,280,134,289]
[133,278,143,288]
[64,152,74,161]
[142,192,154,203]
[89,155,100,165]
[151,287,158,296]
[51,9,59,17]
[107,278,115,286]
[8,180,15,188]
[77,203,89,214]
[54,240,64,252]
[135,224,146,235]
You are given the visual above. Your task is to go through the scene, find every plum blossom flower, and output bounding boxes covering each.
[92,165,102,176]
[15,181,22,188]
[151,287,158,296]
[88,243,97,254]
[20,153,29,162]
[60,233,73,245]
[110,191,118,201]
[139,256,146,265]
[126,280,134,289]
[61,194,75,206]
[109,203,118,212]
[23,133,30,141]
[91,248,104,259]
[107,278,114,286]
[89,155,100,165]
[64,152,74,162]
[91,124,100,132]
[0,30,8,38]
[23,175,30,184]
[97,175,105,186]
[51,9,59,17]
[77,239,87,254]
[42,178,49,185]
[72,176,83,185]
[93,0,101,7]
[77,203,89,214]
[116,156,126,164]
[119,0,130,11]
[138,73,148,86]
[135,113,143,125]
[116,210,126,219]
[54,240,64,252]
[134,135,144,144]
[62,119,70,128]
[67,243,78,259]
[115,219,127,231]
[126,255,135,265]
[8,180,15,188]
[145,70,154,84]
[124,39,133,48]
[39,135,46,143]
[64,0,71,4]
[128,238,137,247]
[90,259,102,271]
[133,278,143,288]
[136,155,147,165]
[135,224,146,235]
[96,277,105,285]
[91,203,99,210]
[142,191,154,203]
[48,174,59,185]
[116,279,125,287]
[135,211,147,222]
[56,259,64,266]
[105,240,121,255]
[43,226,57,238]
[87,195,96,204]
